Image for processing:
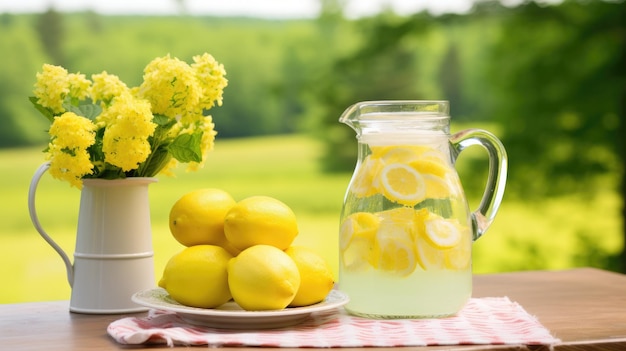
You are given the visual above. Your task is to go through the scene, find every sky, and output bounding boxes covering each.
[0,0,526,18]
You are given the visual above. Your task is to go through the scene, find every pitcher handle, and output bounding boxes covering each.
[28,162,74,286]
[450,129,508,241]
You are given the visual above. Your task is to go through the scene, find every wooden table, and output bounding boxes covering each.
[1,268,625,350]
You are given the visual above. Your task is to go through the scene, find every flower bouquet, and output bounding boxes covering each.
[30,53,228,188]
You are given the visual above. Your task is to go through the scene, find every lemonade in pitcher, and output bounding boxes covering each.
[338,101,507,318]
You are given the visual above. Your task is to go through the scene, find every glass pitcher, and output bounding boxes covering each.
[338,100,507,318]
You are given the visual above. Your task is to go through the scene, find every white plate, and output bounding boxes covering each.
[131,288,349,329]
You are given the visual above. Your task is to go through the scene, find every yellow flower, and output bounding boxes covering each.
[33,64,70,114]
[47,146,94,188]
[47,112,96,187]
[103,135,153,172]
[33,65,92,114]
[91,72,130,105]
[32,53,227,184]
[67,73,91,101]
[191,53,228,111]
[49,112,97,150]
[101,95,157,172]
[137,55,202,119]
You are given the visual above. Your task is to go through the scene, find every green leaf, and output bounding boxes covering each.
[153,114,176,128]
[29,96,55,123]
[88,129,106,162]
[137,146,172,177]
[96,168,125,180]
[62,100,102,120]
[168,132,203,163]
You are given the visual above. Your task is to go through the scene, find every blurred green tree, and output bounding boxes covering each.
[485,0,625,270]
[0,14,48,147]
[438,45,464,120]
[36,8,65,66]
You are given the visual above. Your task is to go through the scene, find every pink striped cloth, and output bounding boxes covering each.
[107,297,560,347]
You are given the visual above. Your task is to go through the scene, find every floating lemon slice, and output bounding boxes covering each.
[339,212,380,250]
[380,163,426,206]
[340,212,380,270]
[342,235,379,271]
[415,235,444,270]
[349,157,383,197]
[377,234,417,276]
[423,217,462,249]
[370,145,419,159]
[423,174,451,199]
[377,147,422,164]
[376,219,418,276]
[377,206,418,224]
[409,157,449,178]
[444,231,472,270]
[420,148,448,161]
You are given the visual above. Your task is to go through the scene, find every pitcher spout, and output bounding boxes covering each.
[338,102,362,133]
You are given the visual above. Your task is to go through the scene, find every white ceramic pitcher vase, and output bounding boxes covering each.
[28,162,157,314]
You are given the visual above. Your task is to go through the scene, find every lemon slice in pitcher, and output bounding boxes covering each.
[409,157,449,178]
[423,174,451,199]
[423,217,462,249]
[340,212,381,270]
[376,228,418,276]
[441,221,472,270]
[349,157,384,197]
[371,145,431,163]
[374,207,420,276]
[380,163,426,206]
[444,233,471,270]
[415,235,445,270]
[339,212,380,251]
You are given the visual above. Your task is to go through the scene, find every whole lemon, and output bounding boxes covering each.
[224,196,298,251]
[158,245,233,308]
[169,188,239,255]
[227,245,301,310]
[285,246,335,307]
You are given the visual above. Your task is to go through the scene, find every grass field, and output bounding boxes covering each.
[1,134,622,303]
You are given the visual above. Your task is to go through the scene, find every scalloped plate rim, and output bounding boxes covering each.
[131,287,349,320]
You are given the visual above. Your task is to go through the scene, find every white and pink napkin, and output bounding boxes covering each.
[108,297,560,347]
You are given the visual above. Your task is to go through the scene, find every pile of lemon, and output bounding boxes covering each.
[158,189,334,311]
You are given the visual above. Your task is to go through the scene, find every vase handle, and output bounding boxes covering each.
[28,162,74,287]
